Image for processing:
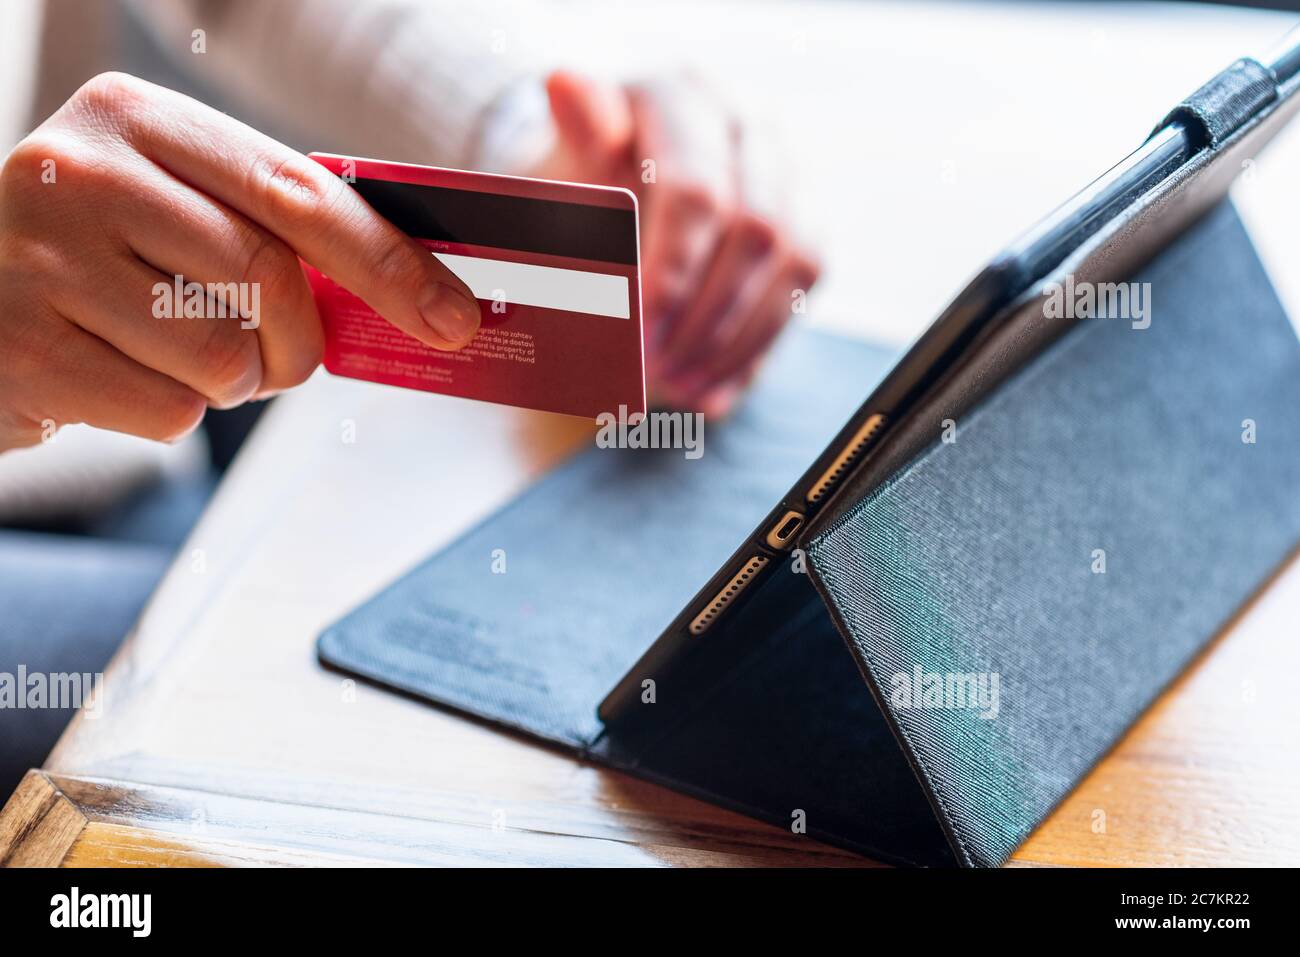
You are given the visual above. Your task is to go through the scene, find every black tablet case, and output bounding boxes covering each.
[319,197,1300,866]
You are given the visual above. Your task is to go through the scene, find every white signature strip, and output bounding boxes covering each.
[433,252,630,319]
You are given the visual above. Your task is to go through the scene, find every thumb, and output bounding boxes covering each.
[544,71,635,165]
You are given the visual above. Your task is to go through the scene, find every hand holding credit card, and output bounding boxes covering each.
[304,153,646,419]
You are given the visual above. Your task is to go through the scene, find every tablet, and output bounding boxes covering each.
[597,26,1300,723]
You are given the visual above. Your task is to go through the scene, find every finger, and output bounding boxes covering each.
[656,212,778,380]
[111,156,323,394]
[671,253,818,408]
[629,82,732,360]
[696,377,751,420]
[629,77,735,195]
[7,306,207,443]
[650,365,749,419]
[545,71,635,165]
[663,104,810,403]
[92,73,480,350]
[640,183,725,365]
[666,105,807,403]
[45,248,265,409]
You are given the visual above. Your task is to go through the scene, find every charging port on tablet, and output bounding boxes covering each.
[764,510,805,550]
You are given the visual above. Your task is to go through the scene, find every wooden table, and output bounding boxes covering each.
[4,0,1300,867]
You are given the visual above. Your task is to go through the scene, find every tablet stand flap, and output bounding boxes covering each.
[807,201,1300,867]
[608,563,960,866]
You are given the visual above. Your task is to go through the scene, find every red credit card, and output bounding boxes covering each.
[304,153,645,418]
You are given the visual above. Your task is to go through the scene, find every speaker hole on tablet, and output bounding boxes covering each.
[806,413,887,505]
[689,555,769,636]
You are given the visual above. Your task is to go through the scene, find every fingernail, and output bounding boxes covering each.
[420,283,480,346]
[746,230,775,260]
[700,386,741,420]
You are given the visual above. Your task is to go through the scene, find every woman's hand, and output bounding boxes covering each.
[0,72,481,451]
[532,71,819,417]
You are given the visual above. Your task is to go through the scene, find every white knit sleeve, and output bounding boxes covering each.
[126,0,556,169]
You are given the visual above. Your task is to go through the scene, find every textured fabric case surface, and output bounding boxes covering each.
[807,201,1300,866]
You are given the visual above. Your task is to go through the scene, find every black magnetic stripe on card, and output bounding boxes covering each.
[351,178,638,265]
